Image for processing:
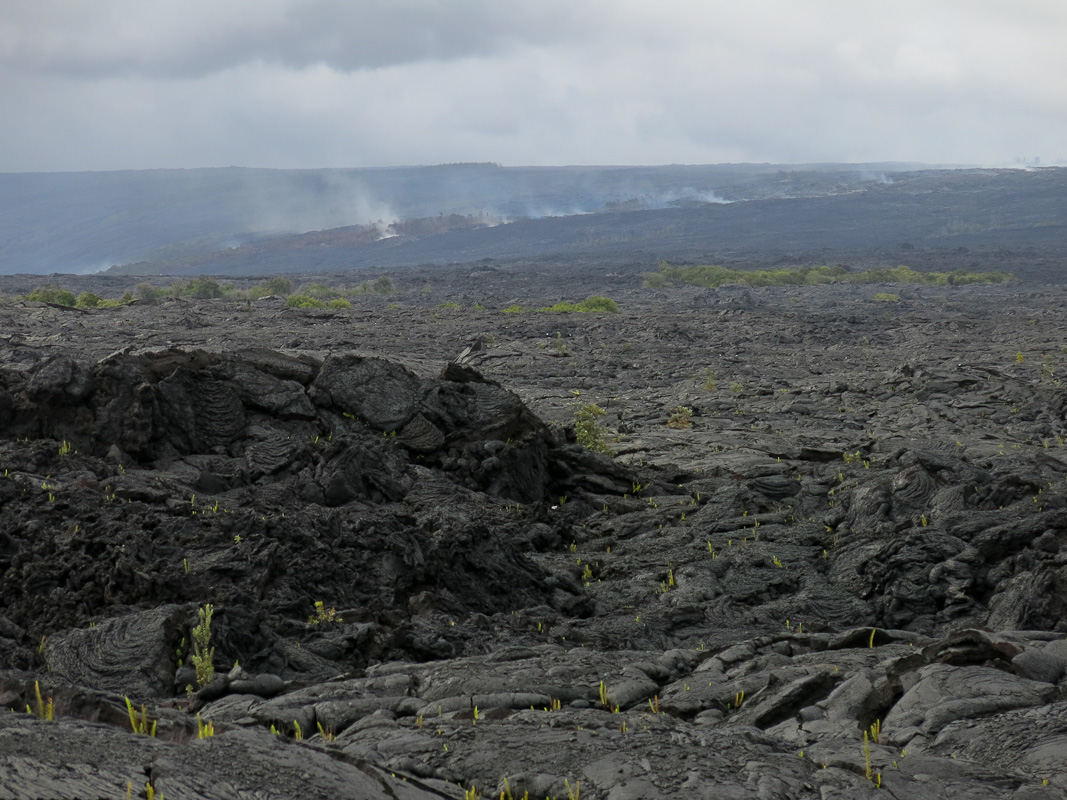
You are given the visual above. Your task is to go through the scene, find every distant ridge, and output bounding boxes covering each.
[2,162,934,274]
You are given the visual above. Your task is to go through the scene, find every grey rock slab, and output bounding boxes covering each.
[311,353,423,431]
[44,605,187,698]
[0,713,445,800]
[883,663,1058,742]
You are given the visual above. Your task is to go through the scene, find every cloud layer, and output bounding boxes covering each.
[2,0,1065,170]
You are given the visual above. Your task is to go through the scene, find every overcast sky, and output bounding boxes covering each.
[2,0,1065,172]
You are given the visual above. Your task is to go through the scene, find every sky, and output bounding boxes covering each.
[1,0,1065,172]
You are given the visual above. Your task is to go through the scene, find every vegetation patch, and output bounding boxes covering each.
[285,294,327,309]
[654,263,1013,289]
[24,285,76,306]
[574,403,614,456]
[537,295,619,313]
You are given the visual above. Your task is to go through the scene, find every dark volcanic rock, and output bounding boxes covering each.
[2,280,1067,798]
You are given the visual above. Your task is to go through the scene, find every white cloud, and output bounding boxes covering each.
[1,0,1065,170]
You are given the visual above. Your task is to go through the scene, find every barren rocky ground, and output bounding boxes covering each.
[2,269,1067,799]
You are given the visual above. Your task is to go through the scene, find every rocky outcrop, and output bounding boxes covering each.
[2,281,1067,798]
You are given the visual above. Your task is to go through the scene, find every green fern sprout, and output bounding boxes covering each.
[308,600,342,624]
[190,604,215,687]
[27,681,54,720]
[125,696,157,737]
[197,713,215,738]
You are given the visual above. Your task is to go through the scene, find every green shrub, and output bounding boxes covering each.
[185,277,225,299]
[262,276,292,296]
[538,295,619,313]
[502,304,525,313]
[871,292,900,302]
[25,285,75,306]
[327,298,351,309]
[346,276,396,296]
[98,292,134,308]
[574,403,614,456]
[303,283,335,299]
[75,292,102,308]
[667,406,693,429]
[286,294,326,308]
[578,295,619,312]
[135,283,166,301]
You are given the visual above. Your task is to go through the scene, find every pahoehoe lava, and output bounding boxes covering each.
[2,273,1067,799]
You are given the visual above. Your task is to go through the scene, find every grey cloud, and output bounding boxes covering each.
[1,1,1065,171]
[0,0,585,78]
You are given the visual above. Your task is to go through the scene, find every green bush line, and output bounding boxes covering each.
[655,263,1013,289]
[503,295,619,314]
[17,275,396,308]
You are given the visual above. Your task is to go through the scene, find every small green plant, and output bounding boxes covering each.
[501,304,525,313]
[701,368,717,391]
[27,681,54,720]
[871,292,900,302]
[1040,357,1055,381]
[730,380,743,395]
[125,697,157,737]
[1016,351,1026,363]
[666,406,693,429]
[308,600,342,624]
[197,713,215,738]
[862,729,881,786]
[598,680,611,709]
[574,403,613,456]
[190,604,215,687]
[869,719,881,744]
